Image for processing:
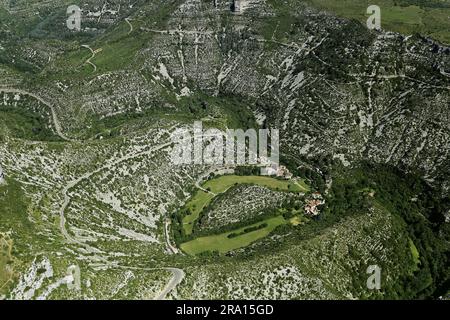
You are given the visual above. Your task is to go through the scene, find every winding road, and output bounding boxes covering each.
[81,45,98,72]
[1,87,188,298]
[154,267,185,300]
[0,88,74,142]
[56,138,189,298]
[86,264,185,300]
[164,218,180,254]
[125,18,133,35]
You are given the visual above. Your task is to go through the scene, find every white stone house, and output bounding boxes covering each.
[260,163,293,180]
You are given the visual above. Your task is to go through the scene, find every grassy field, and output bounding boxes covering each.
[180,215,287,255]
[303,0,450,44]
[0,235,15,295]
[409,238,421,271]
[203,175,309,194]
[0,178,35,295]
[49,19,151,79]
[182,175,309,234]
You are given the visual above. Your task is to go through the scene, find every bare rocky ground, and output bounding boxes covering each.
[197,184,300,232]
[0,0,448,299]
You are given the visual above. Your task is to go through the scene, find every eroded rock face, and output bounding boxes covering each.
[36,0,447,194]
[0,0,448,300]
[197,184,299,232]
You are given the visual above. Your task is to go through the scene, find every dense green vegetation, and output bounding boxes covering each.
[294,161,450,299]
[228,222,268,239]
[63,92,259,140]
[0,110,60,141]
[204,158,449,298]
[0,178,40,295]
[281,154,331,194]
[0,96,62,141]
[348,163,450,298]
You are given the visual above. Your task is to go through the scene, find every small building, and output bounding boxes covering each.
[277,165,293,179]
[304,193,325,217]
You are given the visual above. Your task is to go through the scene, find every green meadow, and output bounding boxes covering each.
[304,0,450,44]
[409,238,421,271]
[182,175,309,235]
[180,215,287,255]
